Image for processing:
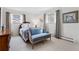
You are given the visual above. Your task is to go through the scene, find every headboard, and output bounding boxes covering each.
[19,22,30,29]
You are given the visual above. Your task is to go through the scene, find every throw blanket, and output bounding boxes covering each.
[20,28,29,42]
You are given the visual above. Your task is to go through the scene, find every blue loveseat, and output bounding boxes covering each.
[28,28,51,49]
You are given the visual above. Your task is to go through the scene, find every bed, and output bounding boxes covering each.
[19,22,30,42]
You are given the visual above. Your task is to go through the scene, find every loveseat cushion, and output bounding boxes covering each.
[32,33,50,42]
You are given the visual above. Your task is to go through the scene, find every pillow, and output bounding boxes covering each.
[31,28,43,35]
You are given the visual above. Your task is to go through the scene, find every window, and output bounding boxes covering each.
[10,14,23,24]
[13,15,20,21]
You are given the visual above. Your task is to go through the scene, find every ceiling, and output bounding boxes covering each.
[7,7,52,15]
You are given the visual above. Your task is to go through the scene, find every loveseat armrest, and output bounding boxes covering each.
[28,30,33,44]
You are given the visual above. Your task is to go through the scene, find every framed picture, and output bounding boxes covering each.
[63,11,78,23]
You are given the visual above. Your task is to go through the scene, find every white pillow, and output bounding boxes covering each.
[21,24,29,28]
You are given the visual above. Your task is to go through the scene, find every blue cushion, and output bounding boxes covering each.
[32,33,49,42]
[31,28,43,35]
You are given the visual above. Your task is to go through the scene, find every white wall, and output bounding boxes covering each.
[61,7,79,43]
[29,14,44,28]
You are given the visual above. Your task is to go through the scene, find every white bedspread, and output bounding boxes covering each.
[20,28,29,41]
